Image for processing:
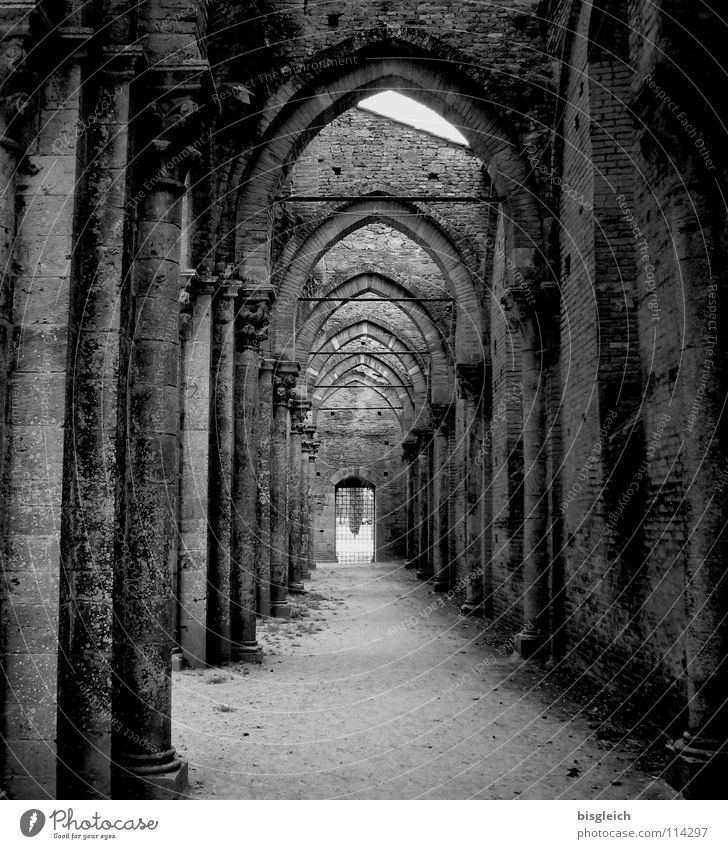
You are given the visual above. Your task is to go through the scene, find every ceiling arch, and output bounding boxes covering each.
[269,197,484,363]
[307,320,431,392]
[220,48,544,270]
[296,272,452,362]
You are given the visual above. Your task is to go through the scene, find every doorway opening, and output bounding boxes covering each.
[335,479,375,563]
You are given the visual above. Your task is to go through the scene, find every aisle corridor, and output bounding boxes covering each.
[173,565,677,800]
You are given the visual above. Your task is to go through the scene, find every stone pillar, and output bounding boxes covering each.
[288,396,310,591]
[230,283,273,662]
[207,281,237,663]
[112,87,203,799]
[301,425,317,576]
[54,50,139,798]
[256,359,274,616]
[413,428,433,580]
[270,361,299,617]
[401,437,418,567]
[458,365,489,616]
[177,278,214,669]
[431,405,452,593]
[1,39,85,799]
[505,290,552,659]
[664,180,728,798]
[0,89,23,544]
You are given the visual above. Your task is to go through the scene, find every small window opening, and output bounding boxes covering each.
[327,12,340,27]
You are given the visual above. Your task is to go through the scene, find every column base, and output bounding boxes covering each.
[289,582,306,595]
[301,569,312,580]
[416,565,431,580]
[404,559,418,570]
[271,601,290,619]
[515,629,551,659]
[232,642,264,664]
[114,752,188,800]
[667,732,728,799]
[461,600,484,617]
[432,578,450,593]
[171,650,184,672]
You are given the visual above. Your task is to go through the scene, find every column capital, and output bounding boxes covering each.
[273,360,300,407]
[290,396,311,432]
[135,70,207,187]
[236,282,275,352]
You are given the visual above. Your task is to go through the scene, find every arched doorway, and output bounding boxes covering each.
[335,478,376,563]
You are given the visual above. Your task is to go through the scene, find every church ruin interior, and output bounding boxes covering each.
[1,0,727,801]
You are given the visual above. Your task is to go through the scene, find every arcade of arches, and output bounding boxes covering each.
[0,0,727,801]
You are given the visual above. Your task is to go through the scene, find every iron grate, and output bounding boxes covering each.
[335,485,375,563]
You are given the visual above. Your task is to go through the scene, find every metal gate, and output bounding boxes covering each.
[335,481,375,563]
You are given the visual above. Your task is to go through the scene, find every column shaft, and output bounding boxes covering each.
[288,413,306,591]
[113,176,187,798]
[415,433,432,580]
[667,183,728,796]
[231,338,263,661]
[56,68,133,797]
[256,360,274,615]
[177,288,213,669]
[207,290,235,663]
[432,420,451,592]
[516,313,550,658]
[462,396,487,615]
[270,362,298,617]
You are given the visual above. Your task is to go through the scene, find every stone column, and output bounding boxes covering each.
[207,280,237,663]
[431,405,452,593]
[113,87,203,799]
[0,88,23,543]
[288,396,310,591]
[1,37,86,799]
[458,365,489,616]
[664,180,728,798]
[177,277,214,669]
[301,425,317,577]
[304,425,321,572]
[256,359,274,616]
[56,51,141,797]
[505,290,552,659]
[413,428,433,580]
[230,282,273,662]
[401,436,418,568]
[270,361,299,617]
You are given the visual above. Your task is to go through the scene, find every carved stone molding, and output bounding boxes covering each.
[236,282,275,352]
[273,360,300,408]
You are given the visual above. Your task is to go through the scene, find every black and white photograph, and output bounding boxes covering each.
[0,0,727,844]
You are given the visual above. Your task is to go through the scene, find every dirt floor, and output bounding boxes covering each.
[173,562,679,800]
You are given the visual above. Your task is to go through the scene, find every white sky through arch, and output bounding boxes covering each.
[357,91,469,146]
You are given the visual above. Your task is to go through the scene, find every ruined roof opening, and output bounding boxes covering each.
[357,90,469,146]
